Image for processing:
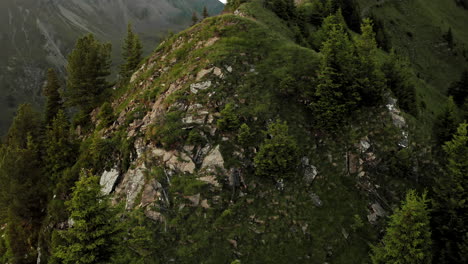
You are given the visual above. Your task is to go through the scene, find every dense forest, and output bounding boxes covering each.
[0,0,467,263]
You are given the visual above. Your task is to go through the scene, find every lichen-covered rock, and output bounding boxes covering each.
[310,192,323,207]
[190,81,212,94]
[115,164,147,209]
[152,148,196,174]
[140,179,162,207]
[201,145,224,171]
[198,175,221,188]
[100,168,119,195]
[367,202,387,224]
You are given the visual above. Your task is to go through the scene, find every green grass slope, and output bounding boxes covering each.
[359,0,468,116]
[97,1,421,263]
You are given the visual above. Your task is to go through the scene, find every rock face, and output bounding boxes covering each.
[115,164,147,209]
[100,168,120,195]
[201,145,225,171]
[152,148,196,174]
[367,202,387,224]
[302,157,318,184]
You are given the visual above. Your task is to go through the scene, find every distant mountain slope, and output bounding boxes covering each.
[0,0,224,134]
[357,0,468,114]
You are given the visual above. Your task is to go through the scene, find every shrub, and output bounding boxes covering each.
[254,120,299,180]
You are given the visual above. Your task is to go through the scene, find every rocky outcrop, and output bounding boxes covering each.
[152,148,196,174]
[100,168,120,195]
[201,145,225,171]
[115,164,147,209]
[367,202,387,224]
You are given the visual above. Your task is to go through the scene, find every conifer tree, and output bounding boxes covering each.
[432,123,468,264]
[43,68,63,124]
[445,27,454,49]
[310,16,360,129]
[52,171,120,264]
[370,190,432,264]
[354,18,385,107]
[44,110,77,187]
[0,104,46,263]
[433,97,459,146]
[254,120,298,180]
[191,12,199,26]
[65,34,111,114]
[217,103,240,131]
[120,23,143,81]
[203,6,209,19]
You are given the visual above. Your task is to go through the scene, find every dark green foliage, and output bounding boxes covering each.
[368,14,392,52]
[52,171,120,264]
[448,69,468,107]
[433,97,459,146]
[265,0,297,21]
[297,0,335,26]
[354,18,385,107]
[335,0,361,32]
[203,6,209,19]
[112,209,161,264]
[65,34,112,114]
[97,102,115,129]
[44,110,77,187]
[237,123,254,147]
[382,50,418,115]
[43,68,63,124]
[226,0,249,11]
[191,12,199,26]
[455,0,468,9]
[254,120,299,180]
[148,110,188,150]
[217,103,240,131]
[0,233,7,263]
[120,24,143,81]
[432,123,468,264]
[0,104,46,263]
[187,129,205,146]
[370,190,432,264]
[444,27,454,49]
[310,18,360,129]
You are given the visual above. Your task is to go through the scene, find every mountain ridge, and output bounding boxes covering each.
[0,0,224,134]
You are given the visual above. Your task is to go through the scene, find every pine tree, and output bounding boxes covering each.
[191,12,199,26]
[0,104,46,263]
[65,34,111,114]
[120,23,143,81]
[433,97,459,146]
[52,171,120,264]
[203,6,209,19]
[432,123,468,264]
[310,17,360,129]
[254,120,298,180]
[370,190,432,264]
[43,68,63,124]
[217,103,240,131]
[354,18,385,107]
[445,27,454,49]
[44,110,77,187]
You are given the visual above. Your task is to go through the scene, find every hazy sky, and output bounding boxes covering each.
[219,0,227,3]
